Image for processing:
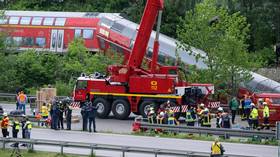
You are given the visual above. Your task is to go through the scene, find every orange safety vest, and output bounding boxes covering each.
[1,117,9,129]
[18,94,26,103]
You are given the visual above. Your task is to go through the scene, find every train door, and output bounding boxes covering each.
[50,29,64,52]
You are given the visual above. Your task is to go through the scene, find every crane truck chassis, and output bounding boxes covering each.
[73,0,214,119]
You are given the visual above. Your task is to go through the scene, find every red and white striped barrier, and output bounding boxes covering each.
[209,101,220,109]
[70,102,80,109]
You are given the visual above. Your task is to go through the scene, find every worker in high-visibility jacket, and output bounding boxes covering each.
[262,102,270,130]
[197,103,205,126]
[11,118,20,147]
[24,118,32,139]
[168,113,176,125]
[211,138,225,157]
[249,103,259,129]
[41,103,49,127]
[185,105,196,126]
[1,113,9,137]
[201,108,211,127]
[147,107,155,124]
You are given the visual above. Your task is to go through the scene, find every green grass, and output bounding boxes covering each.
[131,131,278,146]
[0,149,92,157]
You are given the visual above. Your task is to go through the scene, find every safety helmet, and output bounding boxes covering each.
[200,103,205,107]
[3,113,7,116]
[204,108,209,112]
[263,102,268,105]
[217,107,223,112]
[250,103,255,107]
[150,107,154,110]
[160,112,164,117]
[167,100,170,104]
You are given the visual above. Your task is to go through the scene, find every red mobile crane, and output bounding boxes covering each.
[73,0,214,119]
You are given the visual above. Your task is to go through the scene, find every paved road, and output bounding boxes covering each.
[0,103,136,133]
[0,103,278,157]
[12,128,278,157]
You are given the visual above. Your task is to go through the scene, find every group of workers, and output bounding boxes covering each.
[1,113,32,147]
[147,96,270,130]
[239,95,270,130]
[80,101,98,132]
[49,98,73,130]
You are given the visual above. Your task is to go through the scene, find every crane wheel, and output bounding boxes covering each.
[139,101,157,118]
[93,97,111,118]
[112,99,131,120]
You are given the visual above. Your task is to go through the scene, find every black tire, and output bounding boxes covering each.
[139,101,157,118]
[112,99,131,120]
[93,97,111,118]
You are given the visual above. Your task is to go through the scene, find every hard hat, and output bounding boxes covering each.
[160,112,164,116]
[250,103,255,107]
[150,107,154,110]
[167,100,170,104]
[204,108,209,112]
[218,107,223,112]
[3,113,7,116]
[263,102,268,105]
[200,103,205,107]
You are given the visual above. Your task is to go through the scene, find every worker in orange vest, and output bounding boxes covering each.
[1,113,9,137]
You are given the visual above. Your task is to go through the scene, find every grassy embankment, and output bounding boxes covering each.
[0,149,95,157]
[132,131,278,146]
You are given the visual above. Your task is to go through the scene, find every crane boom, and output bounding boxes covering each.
[127,0,164,68]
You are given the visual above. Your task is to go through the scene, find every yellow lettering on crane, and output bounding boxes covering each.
[151,81,158,90]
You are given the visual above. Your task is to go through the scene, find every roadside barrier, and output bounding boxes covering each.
[137,121,276,139]
[0,137,255,157]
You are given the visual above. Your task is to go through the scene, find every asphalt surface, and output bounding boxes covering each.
[0,103,135,133]
[3,128,276,157]
[0,103,278,157]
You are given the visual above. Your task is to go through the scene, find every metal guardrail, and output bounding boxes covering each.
[139,122,276,139]
[0,137,254,157]
[0,92,67,101]
[0,114,45,126]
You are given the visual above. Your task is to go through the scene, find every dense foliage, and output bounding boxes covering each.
[0,38,121,95]
[177,0,259,95]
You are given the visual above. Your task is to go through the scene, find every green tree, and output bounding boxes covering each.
[177,0,258,95]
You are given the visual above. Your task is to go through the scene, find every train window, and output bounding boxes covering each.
[35,37,46,47]
[109,43,123,54]
[55,18,66,26]
[111,22,125,33]
[32,17,43,25]
[43,17,54,26]
[74,29,81,38]
[9,17,20,25]
[12,37,22,46]
[98,38,106,49]
[0,17,7,24]
[5,37,12,46]
[23,37,34,46]
[83,29,94,39]
[20,17,31,25]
